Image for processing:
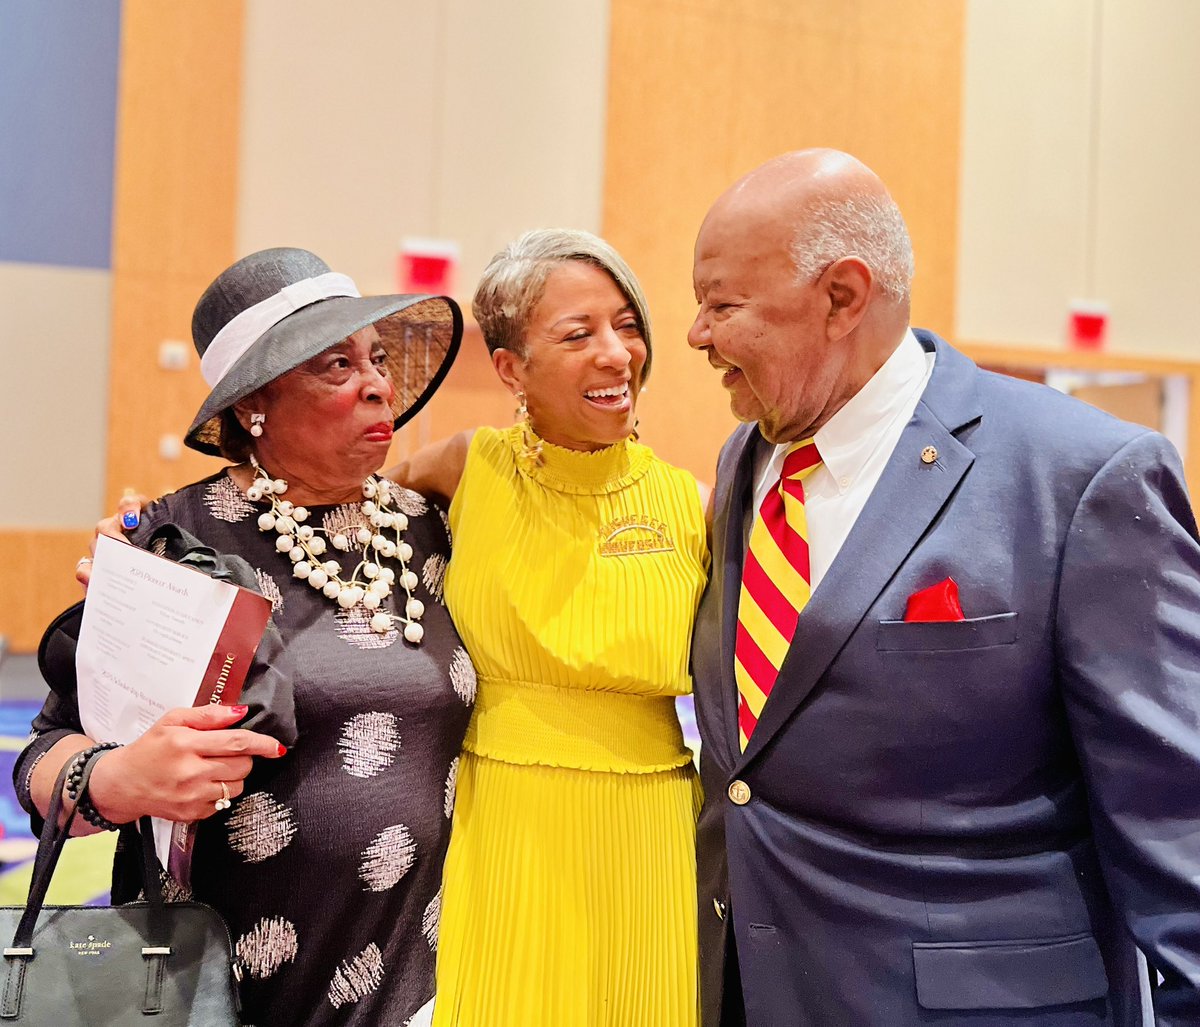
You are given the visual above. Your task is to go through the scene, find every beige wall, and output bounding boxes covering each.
[237,0,610,298]
[0,264,110,525]
[1092,1,1200,356]
[957,0,1096,347]
[0,268,105,648]
[958,0,1200,356]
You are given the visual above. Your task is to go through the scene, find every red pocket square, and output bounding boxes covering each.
[904,577,965,622]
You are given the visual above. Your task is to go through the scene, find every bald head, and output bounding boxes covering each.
[722,149,881,207]
[704,148,914,305]
[688,149,915,442]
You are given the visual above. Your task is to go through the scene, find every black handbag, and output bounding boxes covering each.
[0,756,242,1024]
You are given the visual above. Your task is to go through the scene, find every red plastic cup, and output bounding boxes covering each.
[396,238,459,296]
[1068,300,1109,350]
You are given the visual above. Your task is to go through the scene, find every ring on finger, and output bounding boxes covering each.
[76,556,93,570]
[214,780,232,813]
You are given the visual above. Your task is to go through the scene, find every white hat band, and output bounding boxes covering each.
[200,271,362,387]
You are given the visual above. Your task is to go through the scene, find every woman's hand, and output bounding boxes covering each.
[77,490,147,588]
[87,704,286,825]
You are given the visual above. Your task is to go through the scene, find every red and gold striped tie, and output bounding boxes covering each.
[735,439,823,751]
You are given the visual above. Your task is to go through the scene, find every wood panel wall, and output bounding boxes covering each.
[601,0,966,481]
[105,0,246,507]
[0,531,93,653]
[0,2,244,653]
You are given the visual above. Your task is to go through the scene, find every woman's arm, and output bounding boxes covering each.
[698,480,713,523]
[384,429,474,506]
[697,479,714,549]
[27,705,286,835]
[28,735,101,833]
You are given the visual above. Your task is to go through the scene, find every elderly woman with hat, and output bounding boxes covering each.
[15,248,470,1026]
[392,229,709,1026]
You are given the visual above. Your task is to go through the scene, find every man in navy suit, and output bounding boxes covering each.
[688,148,1200,1025]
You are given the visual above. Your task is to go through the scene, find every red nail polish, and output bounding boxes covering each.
[230,704,249,717]
[277,744,288,757]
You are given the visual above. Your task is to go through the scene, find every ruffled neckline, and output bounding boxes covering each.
[506,424,652,495]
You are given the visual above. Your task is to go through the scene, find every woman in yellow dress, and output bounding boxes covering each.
[394,229,708,1025]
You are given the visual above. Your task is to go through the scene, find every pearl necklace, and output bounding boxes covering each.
[248,459,425,642]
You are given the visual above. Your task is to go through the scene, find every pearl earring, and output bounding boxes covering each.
[250,413,266,438]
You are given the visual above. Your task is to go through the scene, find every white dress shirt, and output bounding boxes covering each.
[749,329,934,591]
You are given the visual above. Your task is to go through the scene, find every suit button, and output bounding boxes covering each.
[728,780,751,805]
[713,898,726,920]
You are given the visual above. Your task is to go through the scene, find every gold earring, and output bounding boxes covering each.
[515,391,543,465]
[629,379,643,440]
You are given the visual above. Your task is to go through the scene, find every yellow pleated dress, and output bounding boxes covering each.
[432,425,708,1027]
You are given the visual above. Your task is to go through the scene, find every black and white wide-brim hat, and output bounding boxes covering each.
[185,247,462,456]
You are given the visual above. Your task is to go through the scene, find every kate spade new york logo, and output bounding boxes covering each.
[597,516,675,557]
[70,934,112,957]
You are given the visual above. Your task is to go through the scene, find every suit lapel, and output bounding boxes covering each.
[713,423,765,762]
[737,333,982,766]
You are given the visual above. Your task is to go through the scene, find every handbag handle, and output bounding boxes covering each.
[7,753,164,953]
[2,756,191,1021]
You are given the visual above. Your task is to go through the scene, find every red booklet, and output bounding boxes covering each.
[169,583,271,888]
[191,584,272,708]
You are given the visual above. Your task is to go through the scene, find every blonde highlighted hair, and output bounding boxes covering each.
[472,228,653,382]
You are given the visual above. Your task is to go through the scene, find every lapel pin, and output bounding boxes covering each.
[920,445,938,465]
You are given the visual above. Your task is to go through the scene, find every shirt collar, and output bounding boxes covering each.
[811,328,928,486]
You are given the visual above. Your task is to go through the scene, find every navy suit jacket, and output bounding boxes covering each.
[693,331,1200,1025]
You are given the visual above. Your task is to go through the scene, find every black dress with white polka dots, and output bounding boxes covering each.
[18,470,474,1027]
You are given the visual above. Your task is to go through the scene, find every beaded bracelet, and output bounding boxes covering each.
[78,791,122,832]
[64,742,123,831]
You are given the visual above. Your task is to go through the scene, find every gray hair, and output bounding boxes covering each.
[790,194,914,303]
[472,228,653,382]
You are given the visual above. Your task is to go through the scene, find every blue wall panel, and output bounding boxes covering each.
[0,2,122,269]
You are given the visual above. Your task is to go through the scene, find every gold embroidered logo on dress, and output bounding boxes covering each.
[598,515,675,557]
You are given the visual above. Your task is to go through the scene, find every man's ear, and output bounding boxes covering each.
[492,348,526,394]
[824,257,872,339]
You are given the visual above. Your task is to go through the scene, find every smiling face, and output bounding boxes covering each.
[495,261,647,451]
[689,206,850,445]
[239,325,397,494]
